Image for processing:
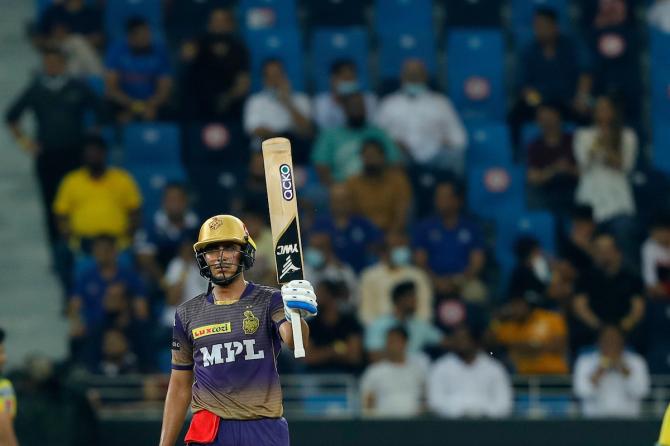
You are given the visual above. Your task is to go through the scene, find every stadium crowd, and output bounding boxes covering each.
[5,0,670,421]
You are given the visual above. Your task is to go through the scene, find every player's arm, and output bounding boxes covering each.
[275,312,310,351]
[158,369,193,446]
[0,412,19,446]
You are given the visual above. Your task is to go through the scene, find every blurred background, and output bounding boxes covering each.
[1,0,670,444]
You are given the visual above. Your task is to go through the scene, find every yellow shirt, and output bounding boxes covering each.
[0,378,16,418]
[53,167,142,241]
[659,403,670,445]
[492,309,569,375]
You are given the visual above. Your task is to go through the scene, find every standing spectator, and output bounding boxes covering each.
[5,47,103,248]
[427,324,513,418]
[38,0,104,49]
[413,181,487,303]
[105,17,173,123]
[305,280,364,373]
[376,59,467,175]
[508,7,592,148]
[572,234,645,350]
[239,210,276,286]
[312,93,401,185]
[243,59,312,160]
[345,138,413,232]
[359,230,433,325]
[574,96,638,256]
[181,8,250,122]
[313,59,377,129]
[526,103,578,212]
[365,281,444,361]
[559,205,596,273]
[573,325,650,418]
[642,213,670,299]
[94,329,139,376]
[361,326,427,418]
[303,231,358,304]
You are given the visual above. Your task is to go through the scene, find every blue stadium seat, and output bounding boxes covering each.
[378,31,437,82]
[509,0,570,45]
[465,122,512,169]
[245,29,305,92]
[466,164,525,220]
[650,28,670,70]
[105,0,163,42]
[374,0,433,35]
[651,66,670,128]
[653,124,670,176]
[311,27,370,93]
[238,0,297,33]
[446,29,505,121]
[129,165,187,218]
[122,123,181,167]
[86,75,105,96]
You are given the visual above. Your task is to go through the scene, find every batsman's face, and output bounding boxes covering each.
[204,242,242,277]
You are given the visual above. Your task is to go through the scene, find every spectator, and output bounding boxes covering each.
[239,210,276,286]
[235,152,269,217]
[572,233,645,350]
[376,58,468,175]
[313,59,377,129]
[312,93,401,185]
[311,183,383,273]
[413,181,487,303]
[359,230,433,325]
[559,205,596,273]
[182,8,250,121]
[649,0,670,33]
[427,324,513,418]
[105,17,173,123]
[360,326,427,418]
[5,47,103,248]
[38,0,103,49]
[365,281,444,361]
[508,7,592,148]
[134,183,199,284]
[304,231,358,305]
[642,213,670,299]
[574,96,638,255]
[94,329,139,376]
[305,280,364,373]
[345,138,413,232]
[243,59,312,160]
[573,325,650,418]
[490,293,569,375]
[47,22,104,78]
[526,103,578,213]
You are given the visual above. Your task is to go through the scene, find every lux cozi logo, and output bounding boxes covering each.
[192,322,232,340]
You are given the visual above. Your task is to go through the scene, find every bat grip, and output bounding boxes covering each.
[290,309,305,358]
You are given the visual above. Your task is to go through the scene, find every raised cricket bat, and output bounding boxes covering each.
[261,137,306,358]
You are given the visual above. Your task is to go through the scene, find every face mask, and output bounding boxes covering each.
[403,82,427,97]
[390,246,411,266]
[363,164,383,176]
[531,254,551,283]
[335,80,360,96]
[305,247,325,269]
[40,74,68,91]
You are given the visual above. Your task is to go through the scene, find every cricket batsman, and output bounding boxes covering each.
[158,215,317,446]
[0,328,19,446]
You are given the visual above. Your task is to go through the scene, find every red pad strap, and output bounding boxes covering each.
[185,410,220,444]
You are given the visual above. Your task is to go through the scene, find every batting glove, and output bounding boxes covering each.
[282,280,318,320]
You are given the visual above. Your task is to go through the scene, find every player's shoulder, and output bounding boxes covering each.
[176,293,209,320]
[249,282,280,299]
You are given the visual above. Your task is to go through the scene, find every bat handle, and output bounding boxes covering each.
[290,309,305,358]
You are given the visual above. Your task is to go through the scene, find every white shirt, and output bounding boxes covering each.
[375,90,468,164]
[573,127,637,222]
[243,90,311,135]
[641,237,670,287]
[427,352,513,418]
[360,355,428,417]
[161,257,208,326]
[649,0,670,33]
[573,350,650,418]
[313,92,378,129]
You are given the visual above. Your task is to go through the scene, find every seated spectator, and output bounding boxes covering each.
[345,138,412,232]
[376,59,467,175]
[574,96,638,257]
[47,22,103,79]
[243,59,312,159]
[304,231,358,305]
[559,205,596,273]
[649,0,670,33]
[490,293,569,375]
[642,213,670,299]
[361,326,427,418]
[234,152,269,217]
[573,325,650,418]
[413,180,487,303]
[38,0,103,49]
[312,93,401,185]
[313,59,377,129]
[572,233,645,351]
[427,324,512,418]
[508,7,592,149]
[94,329,139,377]
[181,8,250,122]
[105,17,173,123]
[311,183,383,273]
[365,281,444,362]
[135,183,199,284]
[359,230,433,325]
[239,210,276,286]
[526,103,578,213]
[304,280,364,373]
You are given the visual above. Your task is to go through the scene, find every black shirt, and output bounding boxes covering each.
[39,4,102,36]
[576,265,643,323]
[307,312,362,373]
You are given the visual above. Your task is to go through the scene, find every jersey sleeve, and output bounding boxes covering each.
[172,309,194,370]
[270,291,287,324]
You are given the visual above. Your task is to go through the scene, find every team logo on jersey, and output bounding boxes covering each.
[192,322,232,339]
[242,310,260,335]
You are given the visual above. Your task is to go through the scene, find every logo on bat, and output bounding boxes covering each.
[279,256,300,280]
[277,244,299,255]
[279,164,294,201]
